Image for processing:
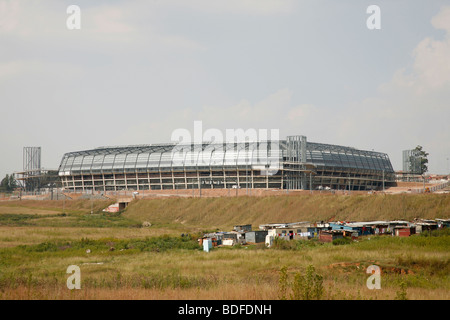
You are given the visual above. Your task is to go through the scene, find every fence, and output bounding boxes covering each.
[411,180,449,194]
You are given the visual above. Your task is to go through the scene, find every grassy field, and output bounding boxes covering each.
[124,193,450,230]
[0,193,448,300]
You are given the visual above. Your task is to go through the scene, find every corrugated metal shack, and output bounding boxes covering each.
[199,219,447,249]
[233,224,252,232]
[245,230,268,244]
[394,226,416,237]
[436,219,450,228]
[268,226,313,240]
[319,230,344,242]
[414,220,438,233]
[329,222,365,236]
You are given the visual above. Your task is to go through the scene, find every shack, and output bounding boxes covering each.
[436,219,450,228]
[319,230,344,243]
[268,227,312,240]
[198,237,218,247]
[329,222,365,236]
[245,231,268,244]
[414,220,438,233]
[394,226,416,237]
[233,224,252,232]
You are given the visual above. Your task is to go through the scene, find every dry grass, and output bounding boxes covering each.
[123,193,450,230]
[0,234,448,300]
[0,206,61,215]
[0,226,180,248]
[0,199,114,214]
[0,195,448,300]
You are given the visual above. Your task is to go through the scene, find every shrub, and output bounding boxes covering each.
[395,280,408,300]
[278,266,288,300]
[278,264,325,300]
[291,265,324,300]
[332,237,353,246]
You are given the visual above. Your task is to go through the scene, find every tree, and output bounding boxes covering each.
[0,174,18,193]
[410,145,429,175]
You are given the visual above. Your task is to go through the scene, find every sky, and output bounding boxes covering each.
[1,0,450,178]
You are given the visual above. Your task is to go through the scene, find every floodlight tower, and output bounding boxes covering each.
[23,147,41,191]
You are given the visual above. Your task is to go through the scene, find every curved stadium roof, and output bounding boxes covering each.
[58,139,394,175]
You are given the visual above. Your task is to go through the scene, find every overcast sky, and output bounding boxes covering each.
[1,0,449,178]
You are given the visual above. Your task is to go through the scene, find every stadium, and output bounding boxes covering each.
[58,135,395,193]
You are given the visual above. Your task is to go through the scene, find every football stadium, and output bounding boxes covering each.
[58,135,395,193]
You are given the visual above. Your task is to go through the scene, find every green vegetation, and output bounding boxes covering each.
[123,194,450,230]
[395,280,408,300]
[0,211,141,228]
[411,145,429,175]
[0,174,17,193]
[0,196,448,300]
[332,237,353,246]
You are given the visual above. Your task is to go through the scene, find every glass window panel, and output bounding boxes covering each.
[59,156,69,171]
[113,154,126,170]
[210,147,225,167]
[237,149,252,166]
[101,154,116,171]
[124,153,138,169]
[148,153,162,168]
[375,156,384,171]
[361,155,371,170]
[198,149,212,166]
[80,155,94,171]
[135,153,150,169]
[91,155,105,170]
[224,149,238,166]
[254,143,268,166]
[184,150,199,167]
[71,156,84,171]
[159,151,173,168]
[64,156,76,172]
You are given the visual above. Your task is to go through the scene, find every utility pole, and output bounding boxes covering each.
[90,193,93,214]
[310,172,312,195]
[348,174,351,195]
[246,163,248,196]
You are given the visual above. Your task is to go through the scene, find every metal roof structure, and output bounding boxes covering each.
[57,135,395,192]
[58,138,394,175]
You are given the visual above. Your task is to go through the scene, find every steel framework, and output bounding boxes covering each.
[22,147,41,191]
[58,136,395,192]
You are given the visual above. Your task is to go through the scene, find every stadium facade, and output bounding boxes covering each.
[58,135,395,192]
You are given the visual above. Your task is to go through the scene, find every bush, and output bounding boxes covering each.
[271,237,322,250]
[291,265,324,300]
[332,237,353,246]
[395,280,408,300]
[420,228,450,237]
[278,264,325,300]
[278,266,288,300]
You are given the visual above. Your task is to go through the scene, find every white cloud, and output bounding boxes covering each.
[431,6,450,32]
[380,6,450,96]
[332,6,450,173]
